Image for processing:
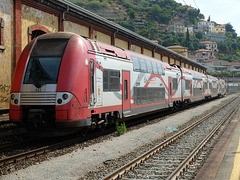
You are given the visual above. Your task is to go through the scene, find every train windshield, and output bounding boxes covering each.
[23,39,69,88]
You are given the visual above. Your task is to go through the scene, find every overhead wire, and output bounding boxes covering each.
[182,0,187,5]
[192,0,199,9]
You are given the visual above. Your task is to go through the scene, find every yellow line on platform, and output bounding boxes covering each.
[230,138,240,180]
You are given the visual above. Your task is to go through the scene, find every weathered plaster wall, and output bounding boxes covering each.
[64,21,89,37]
[115,38,128,50]
[21,4,58,50]
[0,0,14,108]
[93,30,111,44]
[143,48,152,57]
[162,56,168,63]
[155,53,161,60]
[132,45,141,54]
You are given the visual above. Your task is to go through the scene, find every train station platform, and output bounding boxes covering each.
[195,106,240,180]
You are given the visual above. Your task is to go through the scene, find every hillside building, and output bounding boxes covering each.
[198,20,215,32]
[214,24,226,35]
[200,41,218,52]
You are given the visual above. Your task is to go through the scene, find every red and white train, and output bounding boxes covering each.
[9,32,226,132]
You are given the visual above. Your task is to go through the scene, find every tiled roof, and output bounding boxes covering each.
[188,55,203,59]
[228,62,240,66]
[205,58,227,62]
[196,49,213,52]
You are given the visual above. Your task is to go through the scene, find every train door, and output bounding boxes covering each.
[168,77,172,105]
[95,57,103,106]
[190,80,193,97]
[122,70,131,116]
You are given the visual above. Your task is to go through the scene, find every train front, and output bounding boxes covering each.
[9,32,92,134]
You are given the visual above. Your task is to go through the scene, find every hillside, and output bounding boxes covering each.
[68,0,240,62]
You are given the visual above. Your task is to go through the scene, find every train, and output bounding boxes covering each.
[9,32,226,134]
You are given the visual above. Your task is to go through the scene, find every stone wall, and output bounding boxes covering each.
[0,0,14,108]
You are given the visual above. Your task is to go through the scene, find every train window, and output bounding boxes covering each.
[132,56,140,72]
[124,80,128,100]
[90,61,94,95]
[185,80,190,90]
[204,82,207,90]
[103,70,109,91]
[31,39,68,57]
[156,62,164,75]
[152,62,158,74]
[146,60,153,73]
[172,78,178,90]
[103,69,120,92]
[24,57,62,86]
[139,58,147,73]
[110,70,120,91]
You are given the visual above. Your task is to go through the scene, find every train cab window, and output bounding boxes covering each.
[146,60,153,73]
[139,59,147,73]
[132,56,140,72]
[24,39,69,86]
[152,62,158,74]
[103,69,120,92]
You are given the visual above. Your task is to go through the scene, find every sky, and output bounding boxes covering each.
[174,0,240,35]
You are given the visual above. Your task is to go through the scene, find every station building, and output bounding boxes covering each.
[0,0,206,108]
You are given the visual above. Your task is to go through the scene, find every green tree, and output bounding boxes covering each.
[225,23,235,33]
[185,28,190,48]
[207,15,210,22]
[127,8,136,20]
[195,31,203,39]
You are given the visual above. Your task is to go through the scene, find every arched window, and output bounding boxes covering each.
[31,30,46,40]
[28,25,51,42]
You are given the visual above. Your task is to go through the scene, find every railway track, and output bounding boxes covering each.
[103,97,239,180]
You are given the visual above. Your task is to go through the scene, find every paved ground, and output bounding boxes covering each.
[195,103,240,180]
[1,95,236,180]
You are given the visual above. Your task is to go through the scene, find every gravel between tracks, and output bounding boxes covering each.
[1,94,236,180]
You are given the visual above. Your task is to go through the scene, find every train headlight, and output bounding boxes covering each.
[56,92,74,105]
[14,99,19,104]
[10,93,21,105]
[11,94,15,100]
[57,99,62,104]
[62,94,68,100]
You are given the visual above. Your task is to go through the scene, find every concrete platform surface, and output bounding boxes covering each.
[195,105,240,180]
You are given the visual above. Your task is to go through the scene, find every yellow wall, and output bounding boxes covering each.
[115,38,128,50]
[162,56,168,63]
[168,47,188,58]
[155,53,161,60]
[94,30,111,44]
[176,60,180,66]
[144,48,152,57]
[21,4,59,50]
[64,21,89,37]
[0,0,14,108]
[170,58,174,64]
[134,45,141,54]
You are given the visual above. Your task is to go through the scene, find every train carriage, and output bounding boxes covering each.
[9,32,226,134]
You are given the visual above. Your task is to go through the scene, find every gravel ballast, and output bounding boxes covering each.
[1,95,236,180]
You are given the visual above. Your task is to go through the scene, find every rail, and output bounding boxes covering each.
[102,97,238,180]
